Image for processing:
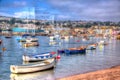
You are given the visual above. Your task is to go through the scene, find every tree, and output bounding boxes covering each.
[9,18,16,26]
[35,21,41,26]
[16,19,23,24]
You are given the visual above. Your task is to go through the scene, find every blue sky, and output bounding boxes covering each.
[0,0,120,22]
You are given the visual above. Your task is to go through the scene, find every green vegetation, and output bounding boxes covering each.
[0,16,120,29]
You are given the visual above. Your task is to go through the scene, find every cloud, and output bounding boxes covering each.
[48,0,120,21]
[0,12,12,17]
[0,0,33,8]
[13,1,27,7]
[0,0,120,21]
[14,11,35,18]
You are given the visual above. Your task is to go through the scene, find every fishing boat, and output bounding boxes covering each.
[5,34,12,38]
[10,58,56,74]
[23,52,57,62]
[10,69,54,80]
[22,42,39,47]
[65,47,86,54]
[17,34,38,42]
[26,37,38,42]
[58,46,86,54]
[17,34,29,42]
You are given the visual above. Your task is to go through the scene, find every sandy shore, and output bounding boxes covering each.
[58,65,120,80]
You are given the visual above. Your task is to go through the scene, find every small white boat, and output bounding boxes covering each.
[98,40,108,45]
[10,69,54,80]
[26,37,38,42]
[86,44,97,50]
[49,36,56,41]
[22,42,39,47]
[23,52,57,62]
[10,58,56,74]
[49,41,57,45]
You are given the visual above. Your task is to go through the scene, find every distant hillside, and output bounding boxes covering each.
[0,16,120,29]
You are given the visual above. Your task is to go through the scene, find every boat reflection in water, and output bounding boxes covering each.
[10,69,55,80]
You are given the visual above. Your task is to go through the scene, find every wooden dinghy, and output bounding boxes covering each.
[10,69,54,80]
[10,58,56,74]
[22,42,39,47]
[23,52,57,62]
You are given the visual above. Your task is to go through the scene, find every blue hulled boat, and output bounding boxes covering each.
[58,47,86,54]
[22,52,57,62]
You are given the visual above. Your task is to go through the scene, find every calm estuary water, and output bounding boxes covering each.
[0,36,120,80]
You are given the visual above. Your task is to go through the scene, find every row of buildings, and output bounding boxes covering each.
[0,16,120,37]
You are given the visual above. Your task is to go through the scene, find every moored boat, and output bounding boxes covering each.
[98,40,108,45]
[116,34,120,40]
[26,37,38,42]
[5,35,12,38]
[22,42,39,47]
[10,58,56,74]
[49,41,57,45]
[58,46,86,54]
[23,52,57,62]
[86,44,97,50]
[10,69,54,80]
[17,34,38,42]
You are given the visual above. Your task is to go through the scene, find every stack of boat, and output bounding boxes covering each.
[10,52,57,74]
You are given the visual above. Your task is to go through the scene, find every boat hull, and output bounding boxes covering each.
[22,42,39,47]
[10,58,56,74]
[58,49,86,54]
[23,52,57,62]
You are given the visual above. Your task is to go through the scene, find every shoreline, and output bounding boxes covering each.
[57,65,120,80]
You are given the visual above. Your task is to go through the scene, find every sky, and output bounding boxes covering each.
[0,0,120,22]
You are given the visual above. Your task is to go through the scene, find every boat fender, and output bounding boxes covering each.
[56,55,61,59]
[50,52,56,55]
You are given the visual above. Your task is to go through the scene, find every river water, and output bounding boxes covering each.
[0,36,120,80]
